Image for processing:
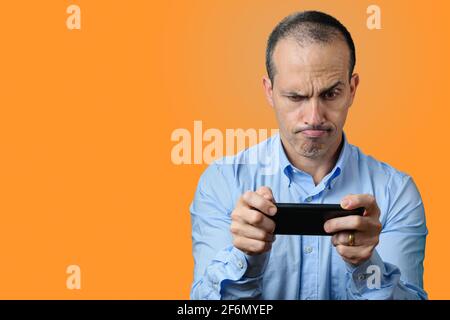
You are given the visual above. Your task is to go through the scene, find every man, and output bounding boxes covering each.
[189,11,427,299]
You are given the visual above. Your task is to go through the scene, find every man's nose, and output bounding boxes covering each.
[302,98,325,126]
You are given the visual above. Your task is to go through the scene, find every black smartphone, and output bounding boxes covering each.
[270,203,365,235]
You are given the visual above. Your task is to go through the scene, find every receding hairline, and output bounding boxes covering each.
[269,24,351,82]
[265,11,356,84]
[282,22,343,45]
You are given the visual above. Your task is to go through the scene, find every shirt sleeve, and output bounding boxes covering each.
[345,174,428,300]
[189,162,269,300]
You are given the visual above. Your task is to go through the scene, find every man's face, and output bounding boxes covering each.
[263,37,359,159]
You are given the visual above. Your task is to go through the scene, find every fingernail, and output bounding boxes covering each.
[341,199,350,208]
[269,206,277,215]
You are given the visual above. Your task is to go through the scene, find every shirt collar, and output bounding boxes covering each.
[276,131,350,188]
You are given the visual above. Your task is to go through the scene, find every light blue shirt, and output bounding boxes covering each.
[189,132,428,300]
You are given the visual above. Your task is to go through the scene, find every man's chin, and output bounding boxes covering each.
[296,141,326,158]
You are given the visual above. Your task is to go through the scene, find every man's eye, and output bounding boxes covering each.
[287,95,304,102]
[323,90,340,100]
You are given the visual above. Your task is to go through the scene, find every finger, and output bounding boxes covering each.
[233,235,272,255]
[324,215,368,234]
[331,231,366,247]
[256,186,275,202]
[341,194,380,218]
[241,190,277,216]
[231,220,275,242]
[331,232,348,246]
[240,208,276,233]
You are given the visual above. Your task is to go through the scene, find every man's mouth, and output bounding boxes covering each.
[301,129,329,138]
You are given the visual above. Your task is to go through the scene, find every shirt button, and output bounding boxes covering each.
[304,246,313,254]
[357,274,366,281]
[305,197,313,202]
[237,260,244,269]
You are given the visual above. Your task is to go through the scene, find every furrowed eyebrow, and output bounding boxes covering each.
[281,81,344,97]
[319,81,344,95]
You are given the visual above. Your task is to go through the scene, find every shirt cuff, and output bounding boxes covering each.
[231,247,270,278]
[345,249,385,293]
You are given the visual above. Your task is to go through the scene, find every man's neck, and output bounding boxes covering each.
[281,133,343,186]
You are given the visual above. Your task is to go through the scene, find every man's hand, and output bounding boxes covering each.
[324,194,382,266]
[230,186,277,255]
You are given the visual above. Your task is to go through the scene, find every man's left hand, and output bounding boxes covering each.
[324,194,382,266]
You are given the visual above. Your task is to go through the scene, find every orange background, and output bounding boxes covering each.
[0,0,448,299]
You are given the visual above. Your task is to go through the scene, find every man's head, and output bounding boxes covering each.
[263,11,359,160]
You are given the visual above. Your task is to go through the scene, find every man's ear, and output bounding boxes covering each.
[262,76,274,108]
[348,73,360,106]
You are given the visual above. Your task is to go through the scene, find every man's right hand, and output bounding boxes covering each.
[230,186,277,255]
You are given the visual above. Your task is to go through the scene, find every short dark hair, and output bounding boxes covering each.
[265,11,356,83]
